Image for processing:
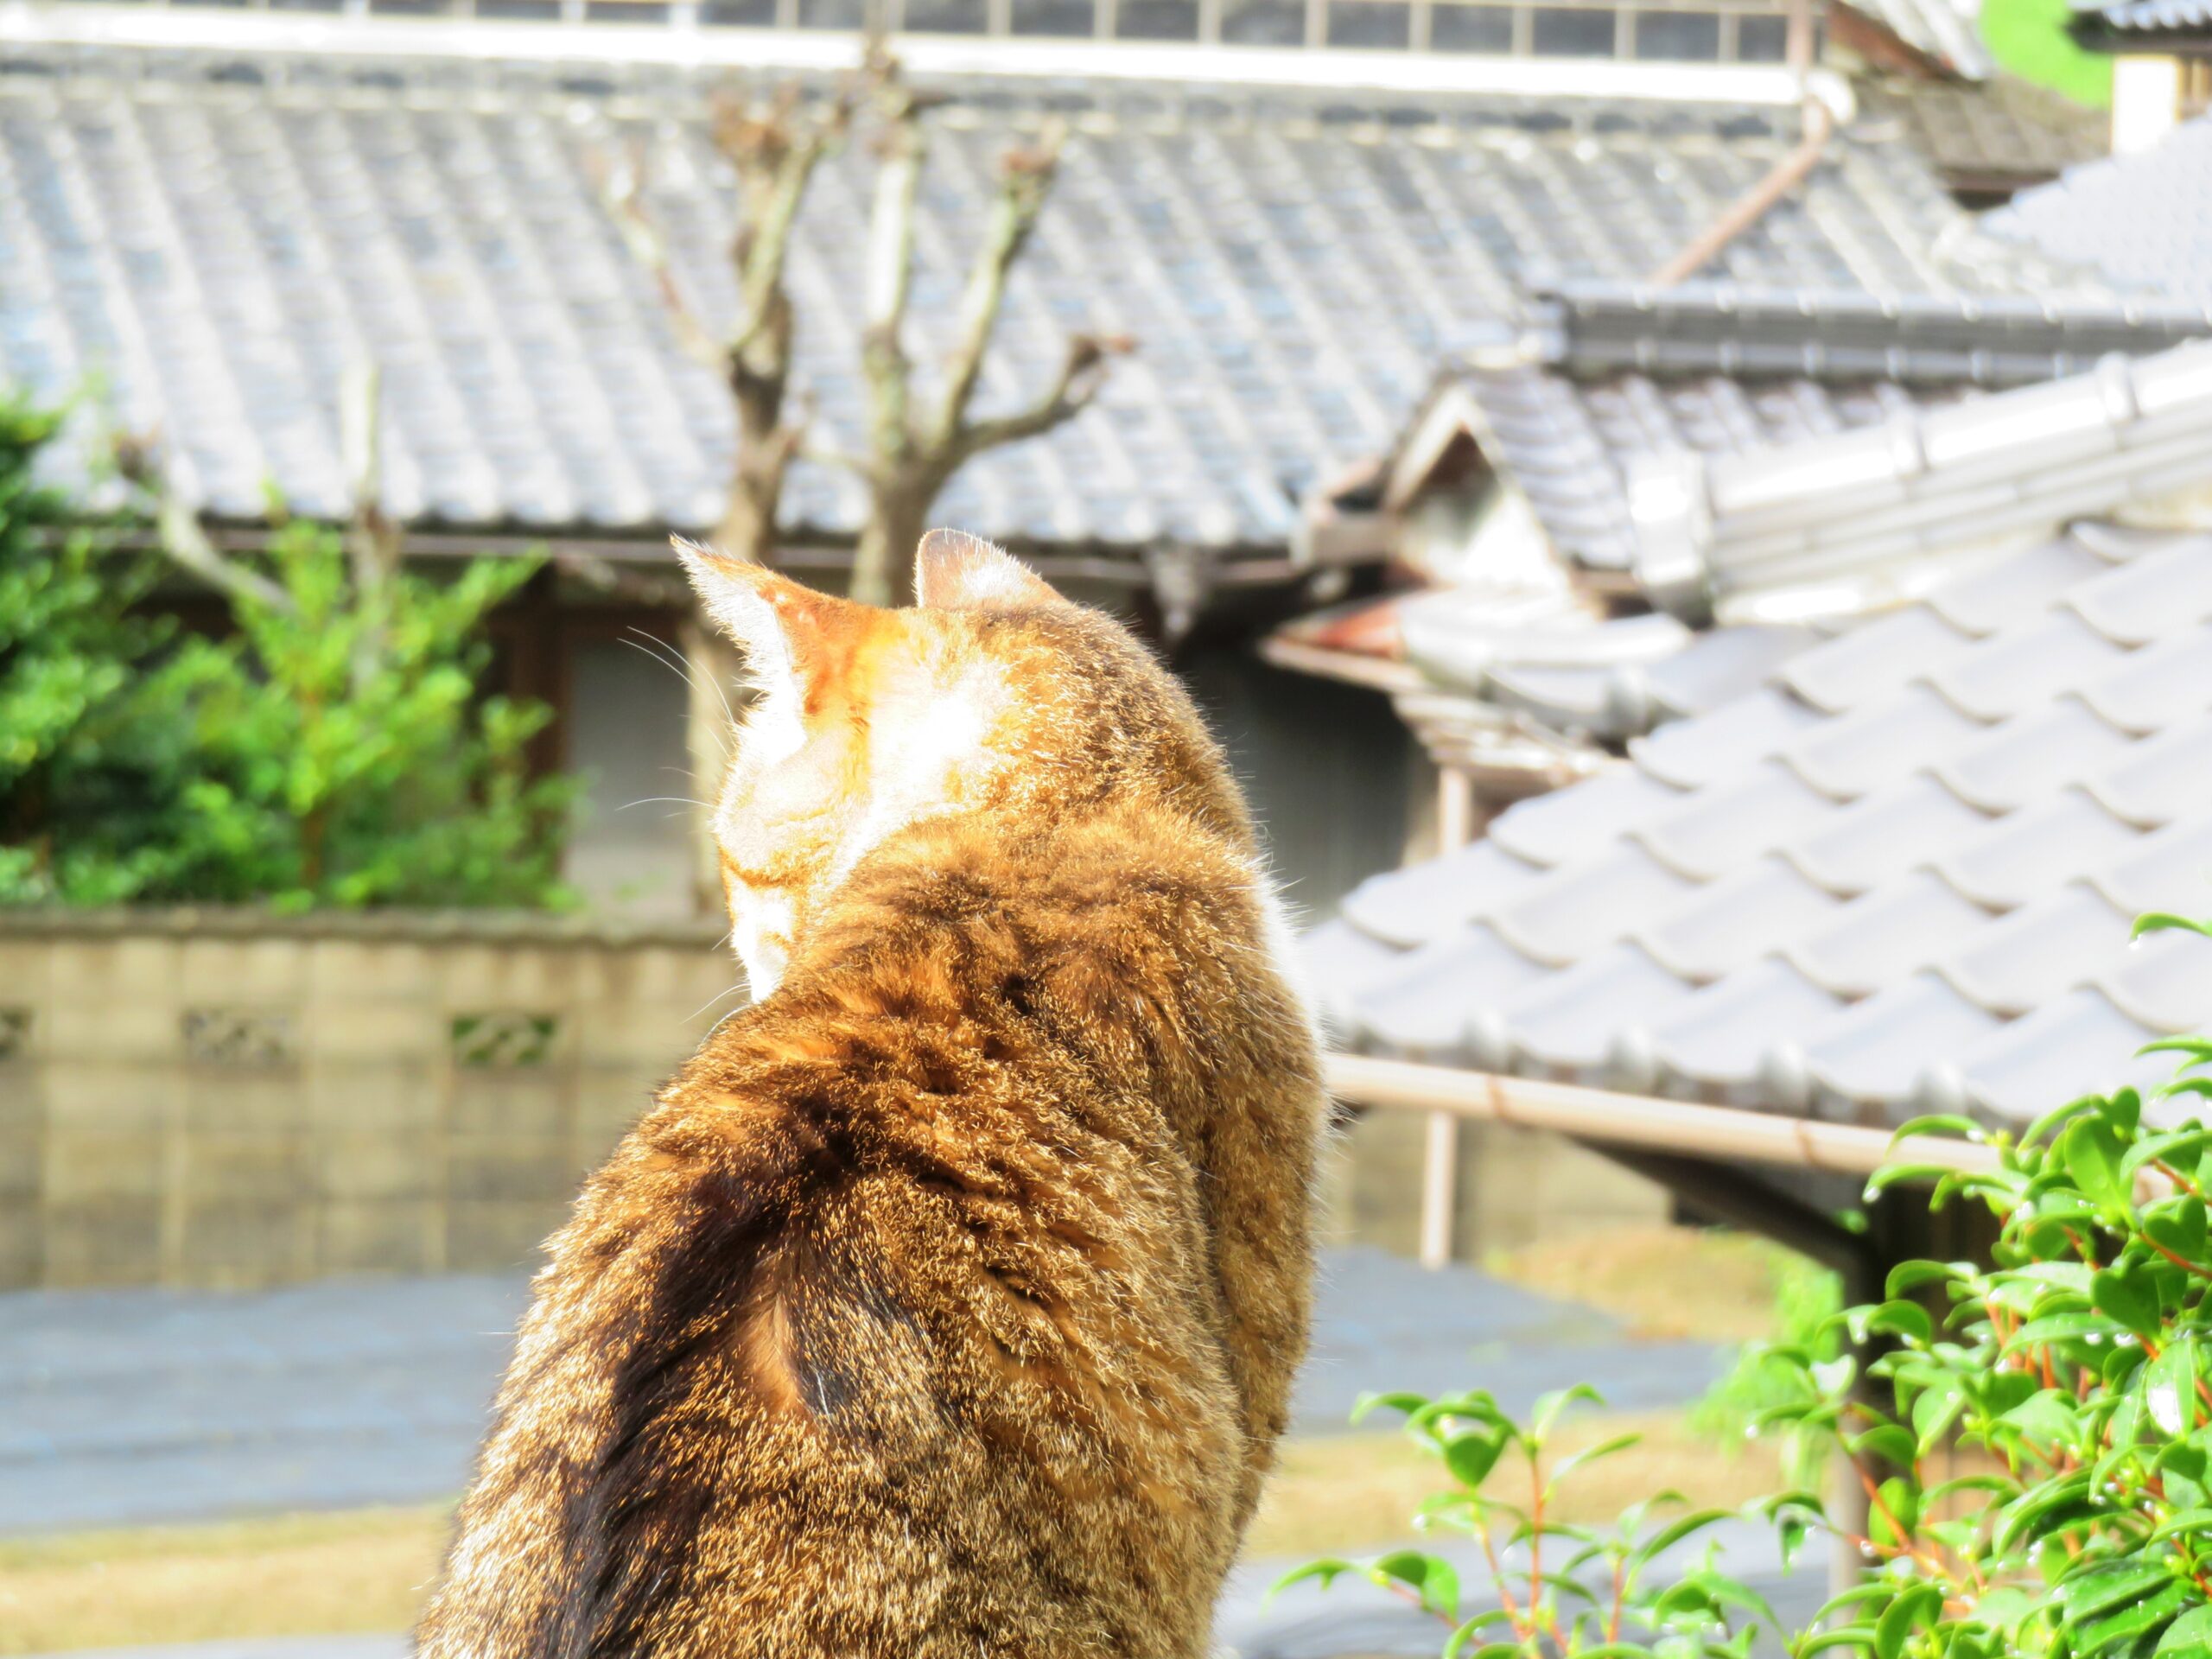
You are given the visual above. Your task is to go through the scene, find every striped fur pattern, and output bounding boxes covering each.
[415,532,1325,1658]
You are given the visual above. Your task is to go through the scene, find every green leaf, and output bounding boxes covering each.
[2079,1578,2190,1653]
[2134,912,2212,942]
[2155,1605,2212,1654]
[1351,1389,1428,1426]
[2145,1337,2201,1438]
[1365,1548,1460,1618]
[1875,1582,1942,1659]
[1266,1557,1356,1601]
[2093,1266,2165,1342]
[1529,1384,1605,1446]
[1547,1432,1642,1491]
[2064,1117,2135,1222]
[1860,1300,1935,1345]
[1850,1423,1919,1471]
[1443,1428,1507,1490]
[2058,1560,2178,1627]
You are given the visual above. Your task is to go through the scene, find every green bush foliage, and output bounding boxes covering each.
[1282,996,2212,1657]
[0,394,576,909]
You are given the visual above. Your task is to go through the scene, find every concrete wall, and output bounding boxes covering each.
[0,913,1658,1291]
[0,912,735,1290]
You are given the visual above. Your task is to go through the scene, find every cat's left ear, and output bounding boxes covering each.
[914,529,1063,613]
[674,538,864,703]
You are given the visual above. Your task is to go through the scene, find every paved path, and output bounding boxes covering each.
[0,1245,1721,1538]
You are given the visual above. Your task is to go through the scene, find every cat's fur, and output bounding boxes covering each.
[415,532,1325,1659]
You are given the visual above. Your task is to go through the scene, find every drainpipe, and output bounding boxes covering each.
[1647,0,1838,287]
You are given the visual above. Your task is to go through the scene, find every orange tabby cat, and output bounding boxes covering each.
[415,531,1324,1659]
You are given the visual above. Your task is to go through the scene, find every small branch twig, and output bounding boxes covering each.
[111,432,297,615]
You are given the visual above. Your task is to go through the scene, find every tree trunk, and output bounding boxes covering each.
[711,301,797,565]
[850,477,932,607]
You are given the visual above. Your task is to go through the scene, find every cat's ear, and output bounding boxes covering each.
[914,529,1061,613]
[674,538,862,700]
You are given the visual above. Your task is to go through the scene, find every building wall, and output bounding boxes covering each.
[0,913,736,1290]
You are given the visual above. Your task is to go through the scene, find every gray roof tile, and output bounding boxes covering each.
[1929,790,2140,906]
[6,43,2094,564]
[1649,959,1849,1091]
[1946,988,2178,1123]
[1802,973,2006,1114]
[1357,925,1555,1056]
[1643,624,1821,718]
[1929,610,2131,719]
[1924,535,2108,634]
[1937,884,2134,1014]
[2086,713,2212,826]
[1782,683,1987,798]
[1630,685,1827,788]
[1785,870,1993,997]
[1634,857,1840,981]
[1987,118,2212,307]
[1784,775,1994,895]
[1635,760,1838,880]
[2090,816,2212,914]
[1486,767,1687,869]
[1936,697,2133,812]
[1777,603,1979,714]
[1339,839,1550,949]
[2101,930,2212,1031]
[1308,526,2212,1129]
[2078,625,2212,733]
[1498,944,1699,1075]
[2063,533,2212,645]
[1491,843,1701,968]
[1842,0,1996,74]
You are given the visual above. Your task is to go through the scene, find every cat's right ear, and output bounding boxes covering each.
[673,538,861,702]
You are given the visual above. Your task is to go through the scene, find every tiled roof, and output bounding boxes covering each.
[1840,0,1996,77]
[0,43,2119,562]
[2068,0,2212,46]
[1629,339,2212,622]
[1987,119,2212,306]
[1426,283,2209,575]
[1305,522,2212,1128]
[1866,78,2107,193]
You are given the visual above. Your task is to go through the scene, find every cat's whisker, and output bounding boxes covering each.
[620,632,731,760]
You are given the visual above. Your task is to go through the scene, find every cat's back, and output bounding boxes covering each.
[437,813,1286,1657]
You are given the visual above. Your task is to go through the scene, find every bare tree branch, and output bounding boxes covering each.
[927,121,1066,455]
[948,330,1130,465]
[111,432,298,616]
[594,143,729,373]
[859,78,925,470]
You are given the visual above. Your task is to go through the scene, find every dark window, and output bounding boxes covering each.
[1431,2,1516,47]
[474,0,563,16]
[1116,0,1198,34]
[1735,12,1788,57]
[1011,0,1095,28]
[795,0,866,22]
[1633,8,1719,56]
[1222,0,1306,41]
[588,0,670,16]
[1529,4,1614,52]
[905,0,988,28]
[1327,0,1410,45]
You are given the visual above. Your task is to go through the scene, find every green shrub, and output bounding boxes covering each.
[0,394,577,909]
[0,396,226,905]
[1281,995,2212,1657]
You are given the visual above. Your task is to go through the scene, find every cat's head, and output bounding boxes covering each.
[678,531,1243,997]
